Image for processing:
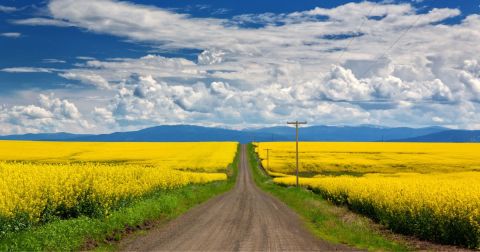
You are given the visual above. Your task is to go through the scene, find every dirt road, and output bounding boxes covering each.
[121,145,352,251]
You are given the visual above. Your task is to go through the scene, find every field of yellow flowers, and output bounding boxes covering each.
[0,141,237,236]
[0,141,237,172]
[257,142,480,248]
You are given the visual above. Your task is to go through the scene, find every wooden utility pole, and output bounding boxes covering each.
[264,148,271,171]
[287,121,307,187]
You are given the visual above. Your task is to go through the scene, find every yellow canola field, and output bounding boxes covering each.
[0,162,226,221]
[0,141,237,228]
[256,142,480,175]
[258,142,480,248]
[0,141,238,172]
[275,173,480,248]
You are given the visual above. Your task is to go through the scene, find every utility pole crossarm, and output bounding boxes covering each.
[287,121,307,125]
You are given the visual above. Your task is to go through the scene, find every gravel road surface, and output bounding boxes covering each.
[121,144,354,251]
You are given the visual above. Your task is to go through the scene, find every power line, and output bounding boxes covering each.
[359,11,425,78]
[336,3,378,64]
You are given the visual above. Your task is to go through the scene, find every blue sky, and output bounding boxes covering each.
[0,0,479,134]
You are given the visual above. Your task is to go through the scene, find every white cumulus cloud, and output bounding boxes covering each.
[4,0,480,132]
[0,94,90,134]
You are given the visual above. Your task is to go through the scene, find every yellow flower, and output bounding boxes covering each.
[260,142,480,248]
[0,141,237,224]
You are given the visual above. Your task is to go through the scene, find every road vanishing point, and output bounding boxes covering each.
[121,145,354,251]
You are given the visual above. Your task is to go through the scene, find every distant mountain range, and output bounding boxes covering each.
[248,125,447,142]
[0,125,479,143]
[396,130,480,142]
[0,132,93,141]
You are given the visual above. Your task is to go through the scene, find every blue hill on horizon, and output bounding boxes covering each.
[1,124,476,143]
[394,130,480,142]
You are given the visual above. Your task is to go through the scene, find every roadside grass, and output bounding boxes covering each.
[247,143,409,252]
[0,145,240,251]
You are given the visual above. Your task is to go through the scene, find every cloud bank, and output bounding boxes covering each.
[3,0,480,133]
[0,94,90,135]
